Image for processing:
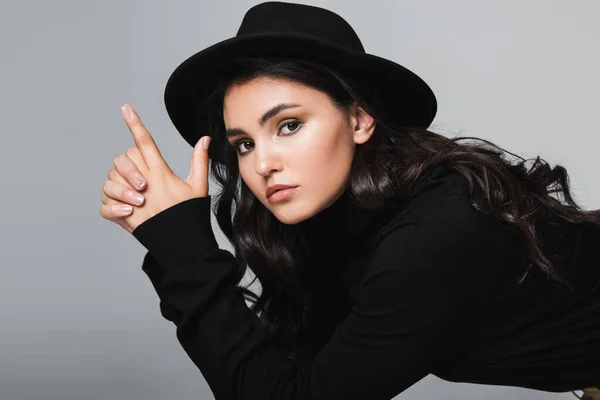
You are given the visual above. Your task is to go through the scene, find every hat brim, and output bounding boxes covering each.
[164,32,437,165]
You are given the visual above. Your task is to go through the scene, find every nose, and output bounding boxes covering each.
[254,144,283,176]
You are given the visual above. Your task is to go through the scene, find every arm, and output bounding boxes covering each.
[132,193,521,400]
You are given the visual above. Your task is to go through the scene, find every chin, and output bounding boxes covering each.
[271,204,314,226]
[273,212,307,226]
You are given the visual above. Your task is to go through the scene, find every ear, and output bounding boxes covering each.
[348,104,376,145]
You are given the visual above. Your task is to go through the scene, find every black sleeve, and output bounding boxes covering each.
[131,193,520,400]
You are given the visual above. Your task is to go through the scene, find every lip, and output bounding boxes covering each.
[266,184,298,199]
[267,186,299,203]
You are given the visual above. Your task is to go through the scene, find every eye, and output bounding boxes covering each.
[233,119,303,156]
[280,120,301,135]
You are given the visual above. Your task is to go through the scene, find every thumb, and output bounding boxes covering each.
[185,136,210,195]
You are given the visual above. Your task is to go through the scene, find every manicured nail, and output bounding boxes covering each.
[136,177,146,189]
[203,136,211,150]
[120,105,132,119]
[120,205,133,214]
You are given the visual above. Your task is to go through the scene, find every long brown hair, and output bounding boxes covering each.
[196,56,600,360]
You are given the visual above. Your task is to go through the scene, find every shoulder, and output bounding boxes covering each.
[374,165,492,246]
[399,164,477,208]
[368,167,525,284]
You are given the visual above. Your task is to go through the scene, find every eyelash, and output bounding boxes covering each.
[232,119,303,156]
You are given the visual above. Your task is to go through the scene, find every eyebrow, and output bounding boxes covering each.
[225,103,302,139]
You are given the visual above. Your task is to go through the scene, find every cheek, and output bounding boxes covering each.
[306,131,354,184]
[237,125,353,198]
[237,168,259,195]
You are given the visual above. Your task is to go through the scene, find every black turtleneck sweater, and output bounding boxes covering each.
[131,165,600,399]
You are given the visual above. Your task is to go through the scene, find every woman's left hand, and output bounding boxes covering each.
[118,104,211,232]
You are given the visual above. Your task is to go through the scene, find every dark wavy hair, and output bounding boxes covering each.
[195,56,600,360]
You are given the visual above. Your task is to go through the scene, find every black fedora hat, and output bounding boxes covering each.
[164,1,437,166]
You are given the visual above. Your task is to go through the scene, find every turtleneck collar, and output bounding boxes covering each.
[298,189,381,251]
[294,165,458,253]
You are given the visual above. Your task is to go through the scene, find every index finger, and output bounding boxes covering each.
[120,104,167,170]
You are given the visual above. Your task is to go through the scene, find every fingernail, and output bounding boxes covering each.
[120,105,132,119]
[203,136,211,150]
[136,178,146,189]
[132,193,144,204]
[121,205,133,214]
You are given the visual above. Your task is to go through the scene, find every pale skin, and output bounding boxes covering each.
[100,77,376,231]
[99,104,211,233]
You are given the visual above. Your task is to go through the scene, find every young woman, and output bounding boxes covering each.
[100,2,600,399]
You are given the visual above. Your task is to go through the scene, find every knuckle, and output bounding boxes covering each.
[109,168,125,183]
[113,154,124,165]
[99,205,111,220]
[126,146,138,156]
[137,135,154,147]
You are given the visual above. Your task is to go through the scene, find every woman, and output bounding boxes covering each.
[100,2,600,399]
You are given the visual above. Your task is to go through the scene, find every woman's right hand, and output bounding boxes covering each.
[100,146,148,233]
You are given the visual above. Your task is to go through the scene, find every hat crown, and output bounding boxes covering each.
[164,1,437,164]
[236,1,365,53]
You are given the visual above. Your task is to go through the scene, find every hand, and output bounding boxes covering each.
[100,104,211,233]
[100,146,149,233]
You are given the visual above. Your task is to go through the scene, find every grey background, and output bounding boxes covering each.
[1,0,599,399]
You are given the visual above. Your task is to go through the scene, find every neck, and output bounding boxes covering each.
[298,189,380,254]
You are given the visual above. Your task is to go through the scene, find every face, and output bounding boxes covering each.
[223,76,376,225]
